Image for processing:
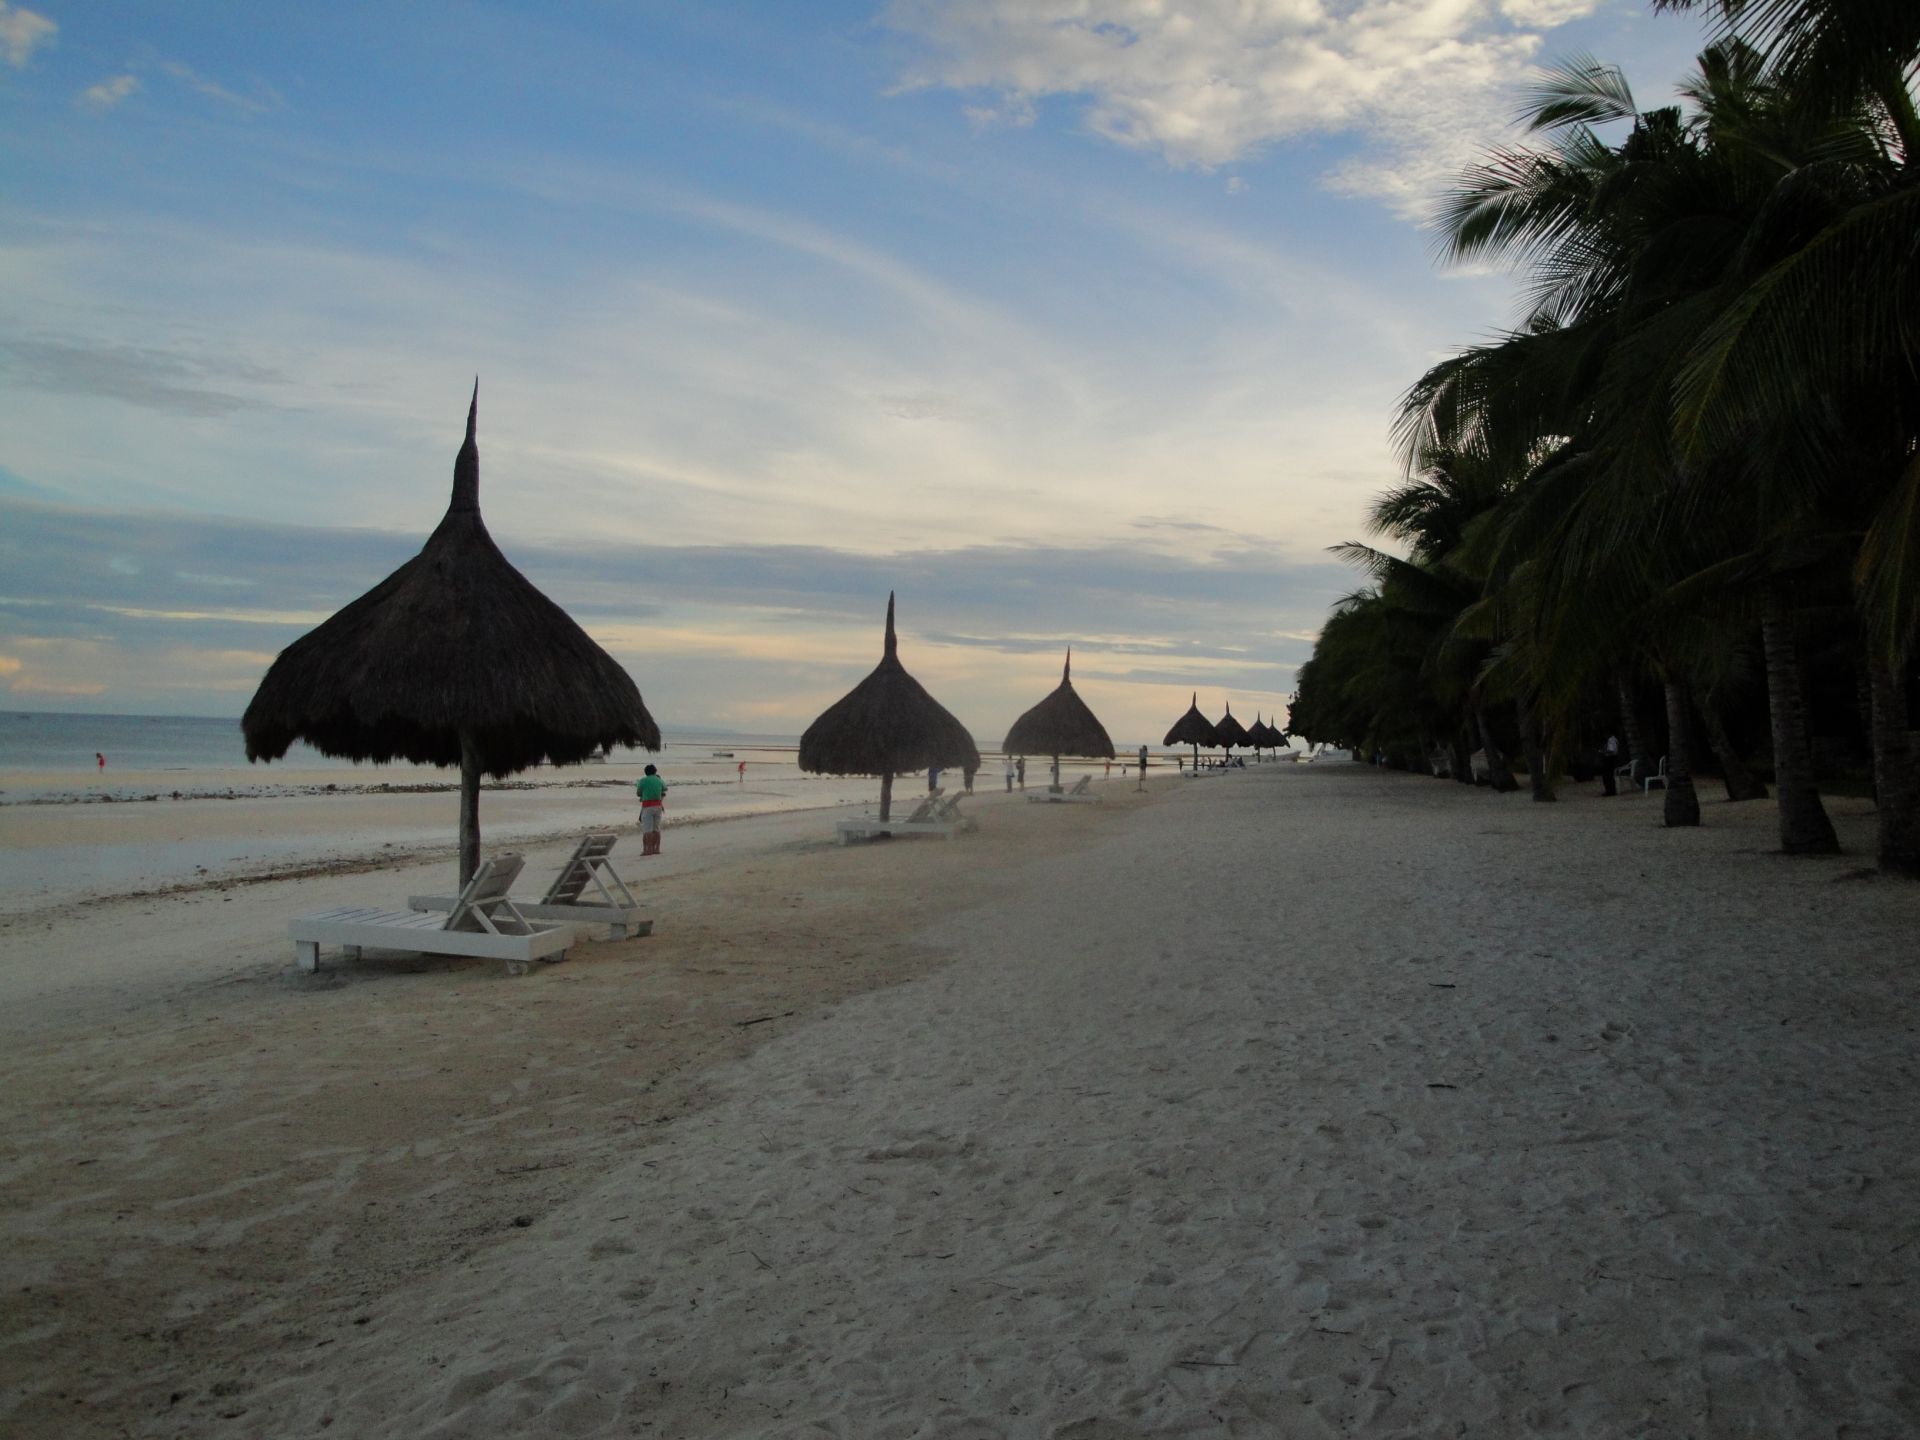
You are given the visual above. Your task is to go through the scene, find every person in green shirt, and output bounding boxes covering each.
[636,764,668,856]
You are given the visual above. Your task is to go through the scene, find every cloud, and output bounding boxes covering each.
[0,497,1344,730]
[0,3,53,68]
[77,75,140,113]
[885,0,1604,213]
[0,654,21,676]
[0,336,282,417]
[155,58,282,116]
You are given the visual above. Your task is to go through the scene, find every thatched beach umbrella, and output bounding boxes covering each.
[1162,692,1220,770]
[1003,648,1115,790]
[243,387,659,885]
[798,593,980,821]
[1213,702,1250,758]
[1249,712,1284,756]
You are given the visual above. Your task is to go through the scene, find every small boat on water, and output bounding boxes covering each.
[712,751,735,758]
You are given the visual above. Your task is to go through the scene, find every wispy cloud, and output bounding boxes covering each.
[0,335,283,417]
[154,57,282,116]
[0,2,53,68]
[884,0,1604,214]
[77,75,140,113]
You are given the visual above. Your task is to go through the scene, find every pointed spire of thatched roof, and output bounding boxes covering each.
[1162,692,1220,748]
[798,593,980,776]
[242,385,660,777]
[1003,648,1115,759]
[1214,701,1250,748]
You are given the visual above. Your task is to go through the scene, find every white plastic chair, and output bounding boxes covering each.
[1643,756,1669,792]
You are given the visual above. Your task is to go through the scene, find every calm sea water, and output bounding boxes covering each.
[0,711,805,774]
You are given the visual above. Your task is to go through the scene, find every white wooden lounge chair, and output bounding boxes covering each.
[290,853,578,977]
[835,791,966,844]
[1028,774,1099,804]
[408,833,652,939]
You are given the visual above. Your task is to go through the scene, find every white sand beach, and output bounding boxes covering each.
[3,764,1916,1437]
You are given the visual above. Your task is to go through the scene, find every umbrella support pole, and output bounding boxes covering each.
[458,733,482,888]
[880,771,893,822]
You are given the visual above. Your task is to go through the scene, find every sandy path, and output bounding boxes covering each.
[213,765,1918,1438]
[0,781,1136,1438]
[8,766,1919,1437]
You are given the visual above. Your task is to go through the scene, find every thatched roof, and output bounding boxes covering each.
[1213,703,1250,748]
[243,387,660,778]
[798,594,980,776]
[1003,650,1115,759]
[1162,693,1220,748]
[1247,712,1279,748]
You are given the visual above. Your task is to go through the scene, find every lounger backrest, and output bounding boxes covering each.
[1069,775,1091,794]
[542,833,617,905]
[445,853,528,933]
[903,795,939,823]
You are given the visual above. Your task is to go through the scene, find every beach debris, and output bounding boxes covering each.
[241,385,659,884]
[798,594,978,821]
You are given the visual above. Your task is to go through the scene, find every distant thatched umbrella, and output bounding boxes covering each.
[798,593,980,821]
[243,386,659,884]
[1004,649,1115,790]
[1249,712,1285,755]
[1213,702,1251,759]
[1162,692,1220,770]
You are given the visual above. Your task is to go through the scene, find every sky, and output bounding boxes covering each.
[0,0,1710,743]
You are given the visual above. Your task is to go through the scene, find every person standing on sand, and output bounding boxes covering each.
[1137,744,1148,790]
[963,764,976,794]
[928,764,941,794]
[96,752,105,772]
[1016,756,1025,791]
[636,764,668,857]
[737,760,746,784]
[1003,756,1015,793]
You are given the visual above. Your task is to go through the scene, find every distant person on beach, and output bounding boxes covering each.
[928,765,941,794]
[1600,734,1621,796]
[1137,744,1148,788]
[95,752,105,772]
[963,764,976,794]
[1104,759,1111,778]
[636,764,668,857]
[1003,756,1015,792]
[737,760,746,783]
[1015,756,1025,790]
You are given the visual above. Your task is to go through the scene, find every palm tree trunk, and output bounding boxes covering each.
[1695,689,1767,802]
[1660,680,1700,828]
[880,770,894,822]
[1615,672,1648,786]
[1867,658,1920,877]
[1450,724,1474,787]
[1520,698,1555,802]
[458,730,482,888]
[1476,702,1519,792]
[1761,590,1840,854]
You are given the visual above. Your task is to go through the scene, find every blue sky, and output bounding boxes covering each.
[0,0,1708,741]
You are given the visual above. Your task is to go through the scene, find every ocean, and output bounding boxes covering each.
[0,710,807,776]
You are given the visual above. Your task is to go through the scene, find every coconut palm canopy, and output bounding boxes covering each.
[1003,650,1115,760]
[799,593,980,780]
[1163,693,1221,749]
[243,387,658,882]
